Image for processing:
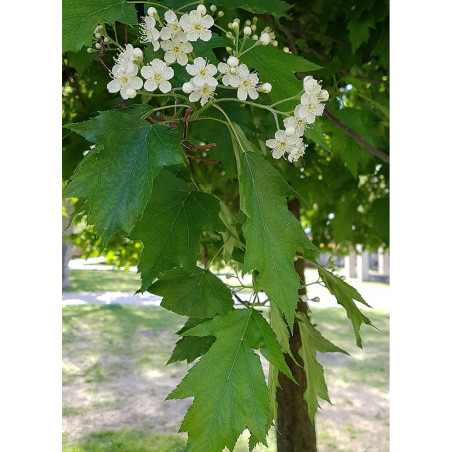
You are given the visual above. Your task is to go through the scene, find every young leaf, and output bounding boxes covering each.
[238,144,318,328]
[63,110,186,246]
[149,266,234,317]
[317,266,372,347]
[168,318,215,365]
[240,43,321,106]
[304,120,332,153]
[62,0,137,52]
[131,171,225,290]
[168,308,295,452]
[296,312,348,421]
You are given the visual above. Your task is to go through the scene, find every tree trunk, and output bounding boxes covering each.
[62,200,74,288]
[276,198,317,452]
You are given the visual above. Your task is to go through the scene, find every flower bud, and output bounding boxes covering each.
[226,32,233,39]
[260,82,272,93]
[226,46,232,53]
[259,33,270,45]
[243,26,252,37]
[133,48,143,60]
[210,4,217,13]
[252,34,258,40]
[285,126,296,136]
[272,40,278,46]
[301,294,308,303]
[263,26,271,33]
[197,4,207,15]
[245,20,251,26]
[283,46,290,53]
[227,23,233,29]
[182,82,194,93]
[234,18,240,23]
[252,16,258,24]
[87,47,94,53]
[104,37,109,43]
[95,42,101,49]
[126,88,137,98]
[312,297,320,302]
[95,32,102,39]
[217,10,224,17]
[227,56,239,67]
[231,21,239,31]
[250,24,256,31]
[147,7,157,17]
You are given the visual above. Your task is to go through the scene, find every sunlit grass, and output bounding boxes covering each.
[63,269,141,292]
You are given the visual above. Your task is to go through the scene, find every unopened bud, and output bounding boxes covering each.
[126,88,137,99]
[182,82,194,94]
[260,82,272,93]
[243,26,252,37]
[226,32,233,39]
[231,21,239,31]
[227,23,233,29]
[210,4,217,13]
[133,48,143,60]
[226,46,232,53]
[283,46,290,53]
[87,47,94,53]
[260,33,270,45]
[103,37,109,43]
[252,34,258,40]
[95,32,102,39]
[197,4,207,15]
[233,18,240,24]
[312,297,320,302]
[301,294,308,303]
[272,40,278,46]
[95,43,101,49]
[245,20,251,26]
[217,10,224,17]
[251,24,256,31]
[227,56,239,67]
[147,7,157,17]
[252,16,258,24]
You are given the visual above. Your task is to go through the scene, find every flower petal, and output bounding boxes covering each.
[107,79,121,93]
[159,80,172,93]
[200,29,212,41]
[144,79,158,92]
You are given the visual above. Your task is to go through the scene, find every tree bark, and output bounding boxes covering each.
[276,198,317,452]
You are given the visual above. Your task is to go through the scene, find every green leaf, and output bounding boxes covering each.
[347,18,375,53]
[240,44,321,107]
[168,308,295,452]
[192,33,228,65]
[296,312,348,421]
[304,120,331,153]
[317,266,372,347]
[149,266,234,317]
[63,110,186,245]
[238,141,318,328]
[131,171,225,290]
[62,0,137,53]
[168,318,215,364]
[212,0,292,18]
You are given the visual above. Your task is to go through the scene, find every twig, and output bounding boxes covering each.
[233,293,250,308]
[185,154,221,164]
[324,107,390,164]
[97,36,112,72]
[125,24,128,45]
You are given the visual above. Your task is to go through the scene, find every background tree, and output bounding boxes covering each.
[62,1,388,451]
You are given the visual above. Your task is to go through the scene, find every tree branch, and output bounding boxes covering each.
[324,107,390,164]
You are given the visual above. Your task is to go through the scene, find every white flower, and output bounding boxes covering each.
[218,61,235,86]
[260,33,270,45]
[180,10,214,41]
[107,64,143,100]
[141,58,174,93]
[317,89,329,102]
[160,10,187,41]
[243,26,252,37]
[284,110,307,136]
[297,93,325,124]
[229,64,259,101]
[197,4,207,15]
[147,7,157,17]
[140,16,160,51]
[227,56,239,67]
[161,38,193,66]
[114,44,142,72]
[287,140,307,163]
[186,57,218,87]
[189,83,216,106]
[133,48,143,60]
[265,130,299,159]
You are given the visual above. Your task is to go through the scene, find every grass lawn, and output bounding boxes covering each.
[62,303,389,451]
[63,269,141,292]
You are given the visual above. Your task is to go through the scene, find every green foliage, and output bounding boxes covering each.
[168,308,294,452]
[64,110,186,245]
[317,266,372,347]
[211,0,292,18]
[149,266,234,317]
[62,0,137,52]
[238,142,317,327]
[296,312,348,421]
[131,171,225,290]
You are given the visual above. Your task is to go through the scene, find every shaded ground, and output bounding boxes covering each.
[63,304,389,451]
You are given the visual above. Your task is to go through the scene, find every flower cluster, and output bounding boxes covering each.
[266,76,329,163]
